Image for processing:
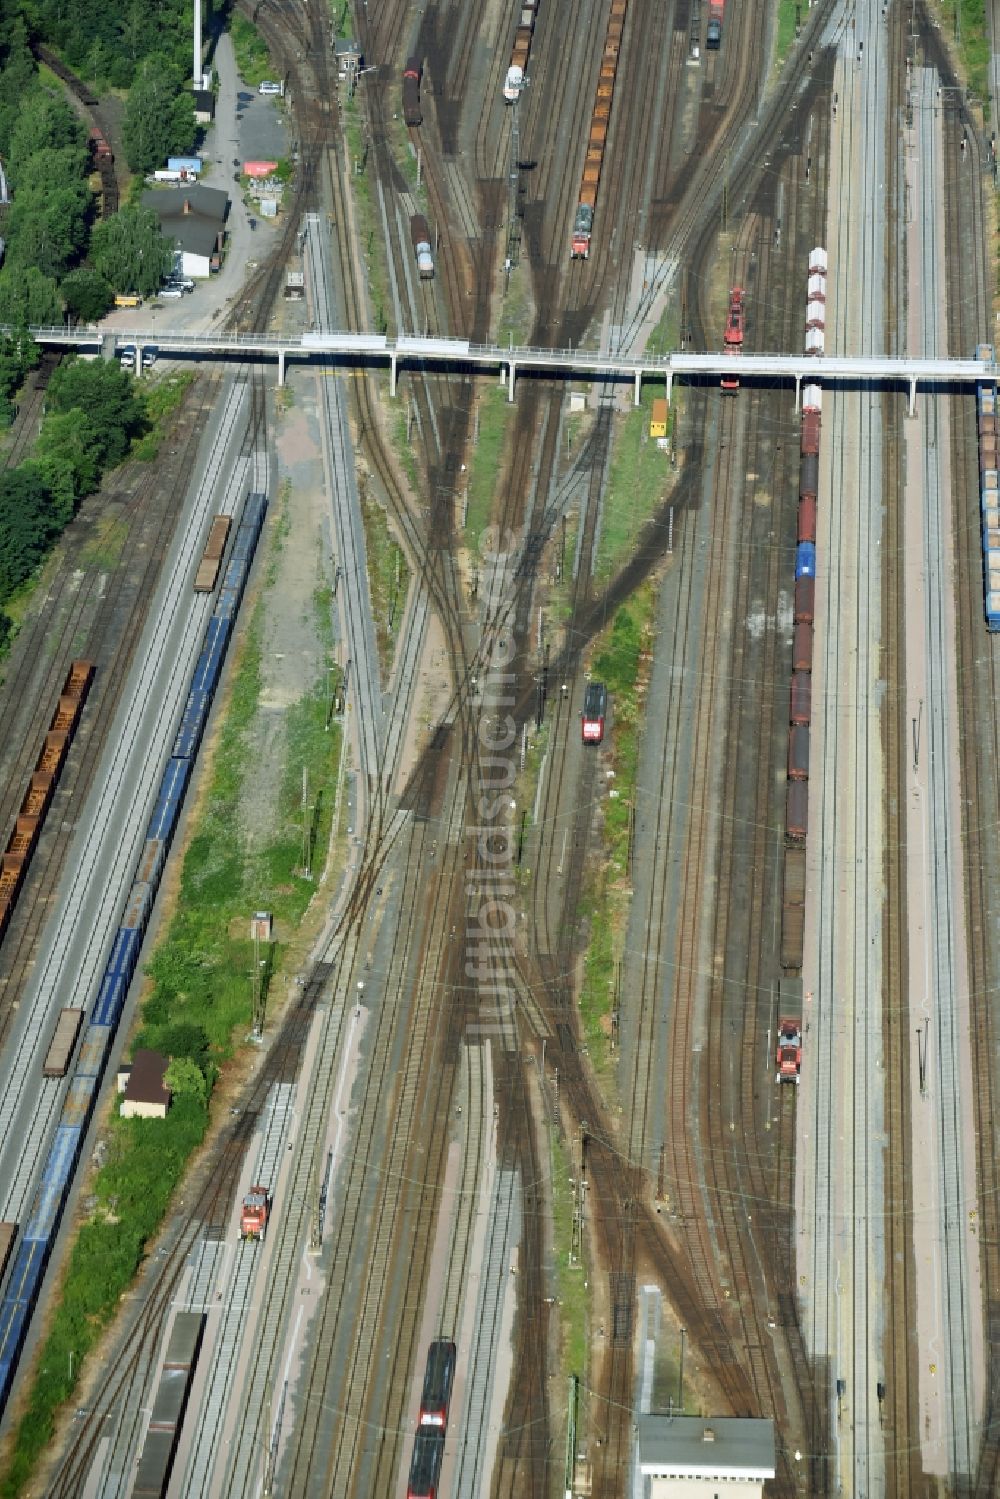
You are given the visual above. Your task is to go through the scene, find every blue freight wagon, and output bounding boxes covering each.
[795,542,816,580]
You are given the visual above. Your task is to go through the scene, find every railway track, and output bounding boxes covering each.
[0,371,226,1039]
[927,4,1000,1492]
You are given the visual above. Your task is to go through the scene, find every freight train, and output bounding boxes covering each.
[133,1312,206,1498]
[504,0,540,101]
[977,346,1000,630]
[780,252,826,972]
[0,660,94,947]
[570,0,628,259]
[0,492,266,1414]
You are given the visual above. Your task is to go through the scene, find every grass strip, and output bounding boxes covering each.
[595,399,672,580]
[775,0,801,66]
[466,385,514,547]
[937,0,990,115]
[230,14,274,88]
[0,583,343,1493]
[576,584,657,1082]
[132,372,195,463]
[358,482,410,679]
[549,1124,588,1379]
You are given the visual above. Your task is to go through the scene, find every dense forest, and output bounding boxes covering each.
[28,0,195,91]
[0,3,193,650]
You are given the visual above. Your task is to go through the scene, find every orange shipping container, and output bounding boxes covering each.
[20,772,54,819]
[37,731,68,776]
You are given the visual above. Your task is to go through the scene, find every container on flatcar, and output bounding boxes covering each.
[987,592,1000,631]
[7,817,39,861]
[20,773,54,820]
[792,621,813,673]
[808,246,828,274]
[980,414,997,438]
[43,1007,83,1078]
[797,496,817,545]
[805,327,824,356]
[781,903,805,969]
[787,724,810,781]
[801,411,821,454]
[802,383,822,414]
[807,272,826,301]
[795,542,816,580]
[51,695,83,734]
[37,731,68,777]
[784,845,806,905]
[786,779,808,841]
[0,1223,15,1282]
[790,671,812,726]
[805,299,826,329]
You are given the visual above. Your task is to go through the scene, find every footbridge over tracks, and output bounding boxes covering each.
[13,324,997,412]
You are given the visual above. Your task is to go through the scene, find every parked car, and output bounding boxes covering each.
[159,286,183,299]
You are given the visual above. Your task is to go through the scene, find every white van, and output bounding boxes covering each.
[258,80,282,96]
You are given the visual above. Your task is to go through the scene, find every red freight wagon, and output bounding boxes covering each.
[799,451,819,499]
[798,495,817,545]
[801,412,821,454]
[792,621,813,672]
[786,779,808,841]
[787,724,810,781]
[793,575,815,624]
[790,671,812,726]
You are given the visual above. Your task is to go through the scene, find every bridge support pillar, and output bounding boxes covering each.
[908,376,916,417]
[794,375,801,413]
[665,372,673,405]
[508,360,516,403]
[135,347,143,379]
[277,349,286,387]
[390,353,397,398]
[634,369,641,406]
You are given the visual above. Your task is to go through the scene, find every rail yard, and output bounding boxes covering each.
[0,1,999,1497]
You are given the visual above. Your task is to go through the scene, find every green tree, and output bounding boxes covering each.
[34,409,103,516]
[122,54,196,175]
[0,266,62,327]
[163,1056,207,1106]
[46,358,146,467]
[0,20,39,158]
[146,1021,211,1065]
[0,331,40,393]
[7,180,92,278]
[0,464,58,601]
[0,609,12,654]
[90,207,173,297]
[7,92,85,184]
[61,267,115,322]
